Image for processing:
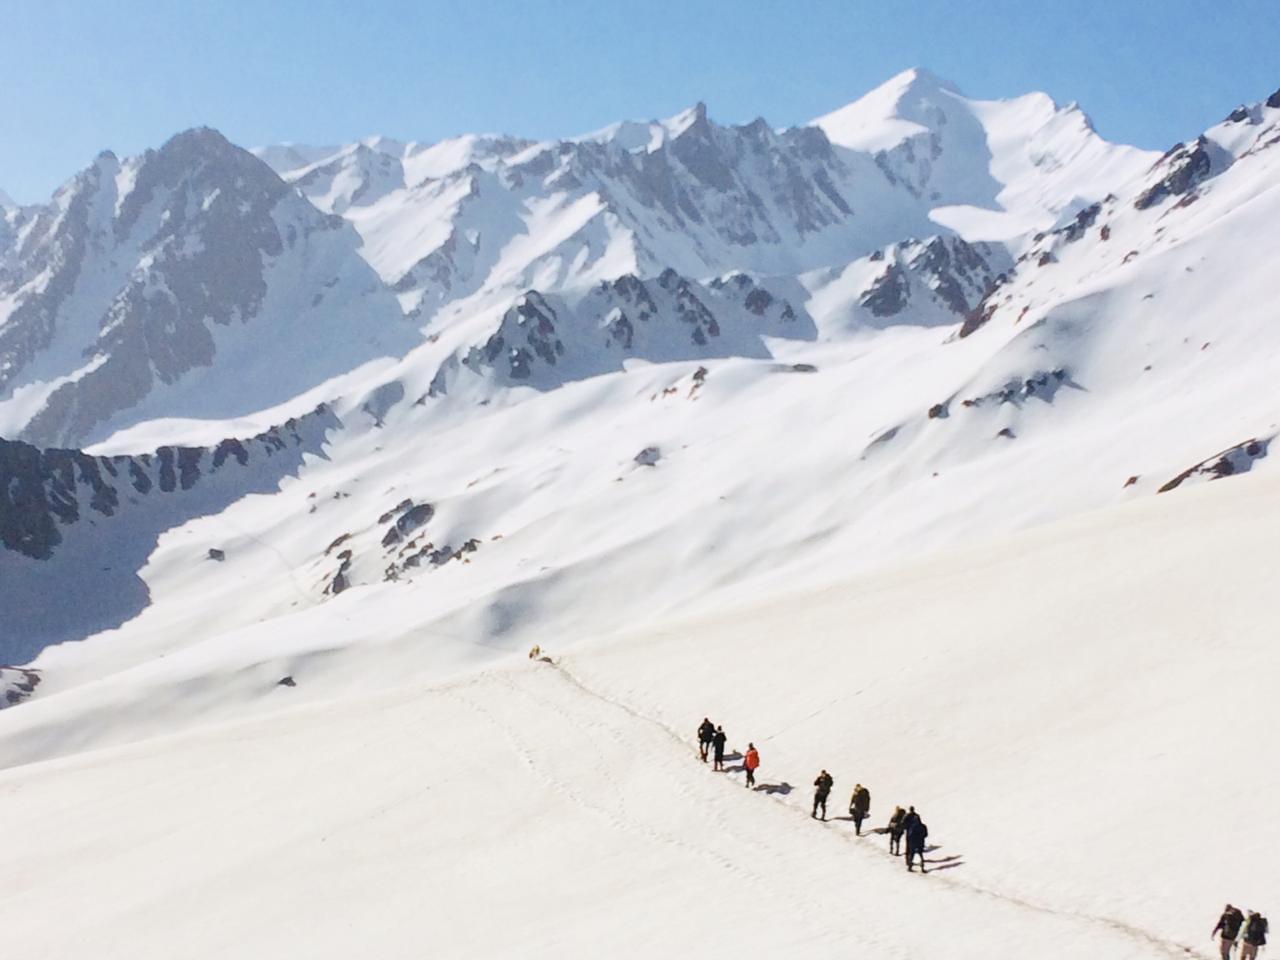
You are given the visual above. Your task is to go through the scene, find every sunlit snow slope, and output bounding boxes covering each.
[2,470,1276,959]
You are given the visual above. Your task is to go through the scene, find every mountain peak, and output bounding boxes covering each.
[163,126,235,152]
[664,101,710,138]
[890,66,961,94]
[811,68,963,152]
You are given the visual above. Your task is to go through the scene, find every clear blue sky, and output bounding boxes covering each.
[3,0,1278,203]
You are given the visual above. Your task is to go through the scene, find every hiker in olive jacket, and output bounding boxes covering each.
[848,784,871,836]
[1240,911,1267,960]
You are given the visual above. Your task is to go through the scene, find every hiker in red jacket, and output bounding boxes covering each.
[744,743,760,788]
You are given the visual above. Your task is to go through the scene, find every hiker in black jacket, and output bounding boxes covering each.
[848,784,871,836]
[1240,911,1267,960]
[712,725,728,771]
[887,806,906,855]
[901,806,920,836]
[905,816,928,872]
[901,814,931,870]
[812,770,834,820]
[1213,904,1245,960]
[697,718,715,762]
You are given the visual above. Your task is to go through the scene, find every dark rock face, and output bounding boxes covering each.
[958,369,1073,410]
[1134,137,1216,210]
[439,268,815,392]
[862,264,910,317]
[379,501,435,547]
[634,446,661,466]
[1267,88,1280,110]
[0,407,334,560]
[0,404,340,663]
[1158,437,1270,493]
[472,292,564,381]
[1061,203,1102,243]
[863,236,1005,322]
[0,666,41,708]
[959,300,998,338]
[381,522,484,582]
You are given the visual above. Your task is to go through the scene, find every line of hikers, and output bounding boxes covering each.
[698,718,931,873]
[1214,905,1268,960]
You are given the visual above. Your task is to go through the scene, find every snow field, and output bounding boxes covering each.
[3,466,1276,958]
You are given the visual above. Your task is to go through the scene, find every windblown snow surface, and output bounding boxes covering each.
[3,71,1280,959]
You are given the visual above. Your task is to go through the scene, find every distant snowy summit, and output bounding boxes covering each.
[252,69,1152,317]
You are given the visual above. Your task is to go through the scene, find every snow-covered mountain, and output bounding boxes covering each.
[2,70,1276,679]
[0,129,414,449]
[813,68,1157,241]
[3,71,1280,960]
[251,69,1148,328]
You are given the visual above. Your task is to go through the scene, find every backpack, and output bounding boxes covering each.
[1223,910,1245,939]
[1244,915,1267,945]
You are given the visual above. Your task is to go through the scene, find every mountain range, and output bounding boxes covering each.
[2,66,1279,700]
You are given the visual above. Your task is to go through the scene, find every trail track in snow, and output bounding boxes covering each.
[536,656,1210,960]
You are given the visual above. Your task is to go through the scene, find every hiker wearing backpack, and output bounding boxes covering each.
[697,718,715,762]
[905,815,928,873]
[712,725,728,771]
[1240,911,1268,960]
[848,784,871,836]
[744,743,760,788]
[812,770,834,820]
[1213,904,1246,960]
[887,806,906,855]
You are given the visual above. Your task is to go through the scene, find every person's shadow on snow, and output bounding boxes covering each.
[925,858,964,872]
[755,782,793,796]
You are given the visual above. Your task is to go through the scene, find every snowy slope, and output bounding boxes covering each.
[1,470,1276,959]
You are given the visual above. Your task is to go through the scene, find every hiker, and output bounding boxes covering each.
[1212,904,1245,959]
[712,725,728,771]
[812,770,834,820]
[697,718,715,762]
[744,743,760,788]
[848,783,871,836]
[887,806,906,855]
[1240,911,1267,960]
[905,815,928,873]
